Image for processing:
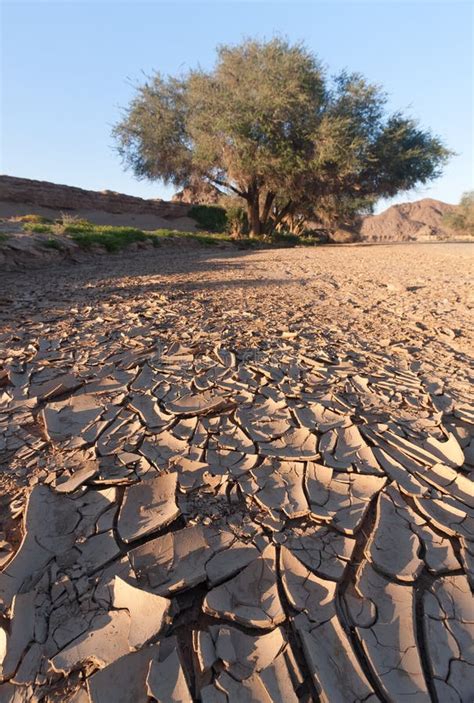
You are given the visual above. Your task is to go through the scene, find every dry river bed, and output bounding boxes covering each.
[0,242,473,702]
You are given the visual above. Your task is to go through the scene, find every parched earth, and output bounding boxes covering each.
[0,242,473,702]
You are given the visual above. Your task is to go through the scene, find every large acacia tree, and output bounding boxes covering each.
[113,38,451,236]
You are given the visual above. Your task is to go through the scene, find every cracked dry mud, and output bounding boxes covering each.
[0,242,473,702]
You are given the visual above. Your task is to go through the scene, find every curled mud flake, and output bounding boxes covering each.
[372,447,428,496]
[250,459,309,519]
[117,472,180,543]
[459,538,474,587]
[205,447,259,476]
[293,402,350,433]
[284,522,356,581]
[128,525,248,595]
[54,457,99,494]
[0,591,35,680]
[419,462,474,508]
[146,647,192,702]
[87,639,177,703]
[352,562,431,702]
[112,576,171,648]
[280,546,336,622]
[294,612,378,703]
[422,433,465,468]
[164,390,232,417]
[208,625,287,681]
[0,486,80,608]
[139,432,199,467]
[40,394,106,446]
[259,426,318,460]
[365,490,424,582]
[96,410,143,456]
[234,396,292,442]
[305,462,386,535]
[414,492,474,540]
[29,372,82,402]
[203,546,285,629]
[128,391,174,430]
[50,610,131,674]
[423,575,474,703]
[75,529,121,573]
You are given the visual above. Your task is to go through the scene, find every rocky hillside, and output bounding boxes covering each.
[0,175,190,223]
[359,198,456,241]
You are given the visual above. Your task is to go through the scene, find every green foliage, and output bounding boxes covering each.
[225,205,249,237]
[188,204,228,232]
[113,37,451,237]
[443,191,474,237]
[269,231,321,247]
[18,217,323,252]
[22,223,54,233]
[21,219,235,251]
[0,233,9,244]
[68,226,150,252]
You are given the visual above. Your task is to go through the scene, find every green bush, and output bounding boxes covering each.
[189,204,227,232]
[270,231,299,246]
[225,205,249,237]
[443,191,474,237]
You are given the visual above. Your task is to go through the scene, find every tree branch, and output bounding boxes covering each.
[261,191,275,229]
[207,177,247,199]
[272,200,294,231]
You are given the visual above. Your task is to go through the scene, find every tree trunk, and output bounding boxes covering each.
[247,194,261,238]
[271,200,294,234]
[260,191,275,234]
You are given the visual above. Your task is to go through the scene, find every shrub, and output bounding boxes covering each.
[225,205,249,238]
[188,204,228,232]
[270,231,300,246]
[443,191,474,237]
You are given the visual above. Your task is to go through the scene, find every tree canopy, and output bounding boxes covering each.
[443,191,474,237]
[113,38,451,236]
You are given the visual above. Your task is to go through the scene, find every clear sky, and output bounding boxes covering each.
[1,0,473,211]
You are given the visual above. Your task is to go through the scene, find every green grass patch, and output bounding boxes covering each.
[69,226,150,252]
[22,223,54,234]
[150,229,233,246]
[20,217,317,253]
[64,224,229,252]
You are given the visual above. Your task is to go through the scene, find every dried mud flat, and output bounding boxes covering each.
[0,242,473,703]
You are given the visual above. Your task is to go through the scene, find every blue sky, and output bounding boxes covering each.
[1,1,473,211]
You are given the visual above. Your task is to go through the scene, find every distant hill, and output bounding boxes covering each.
[358,198,457,241]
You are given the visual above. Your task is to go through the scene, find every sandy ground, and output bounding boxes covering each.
[0,243,473,702]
